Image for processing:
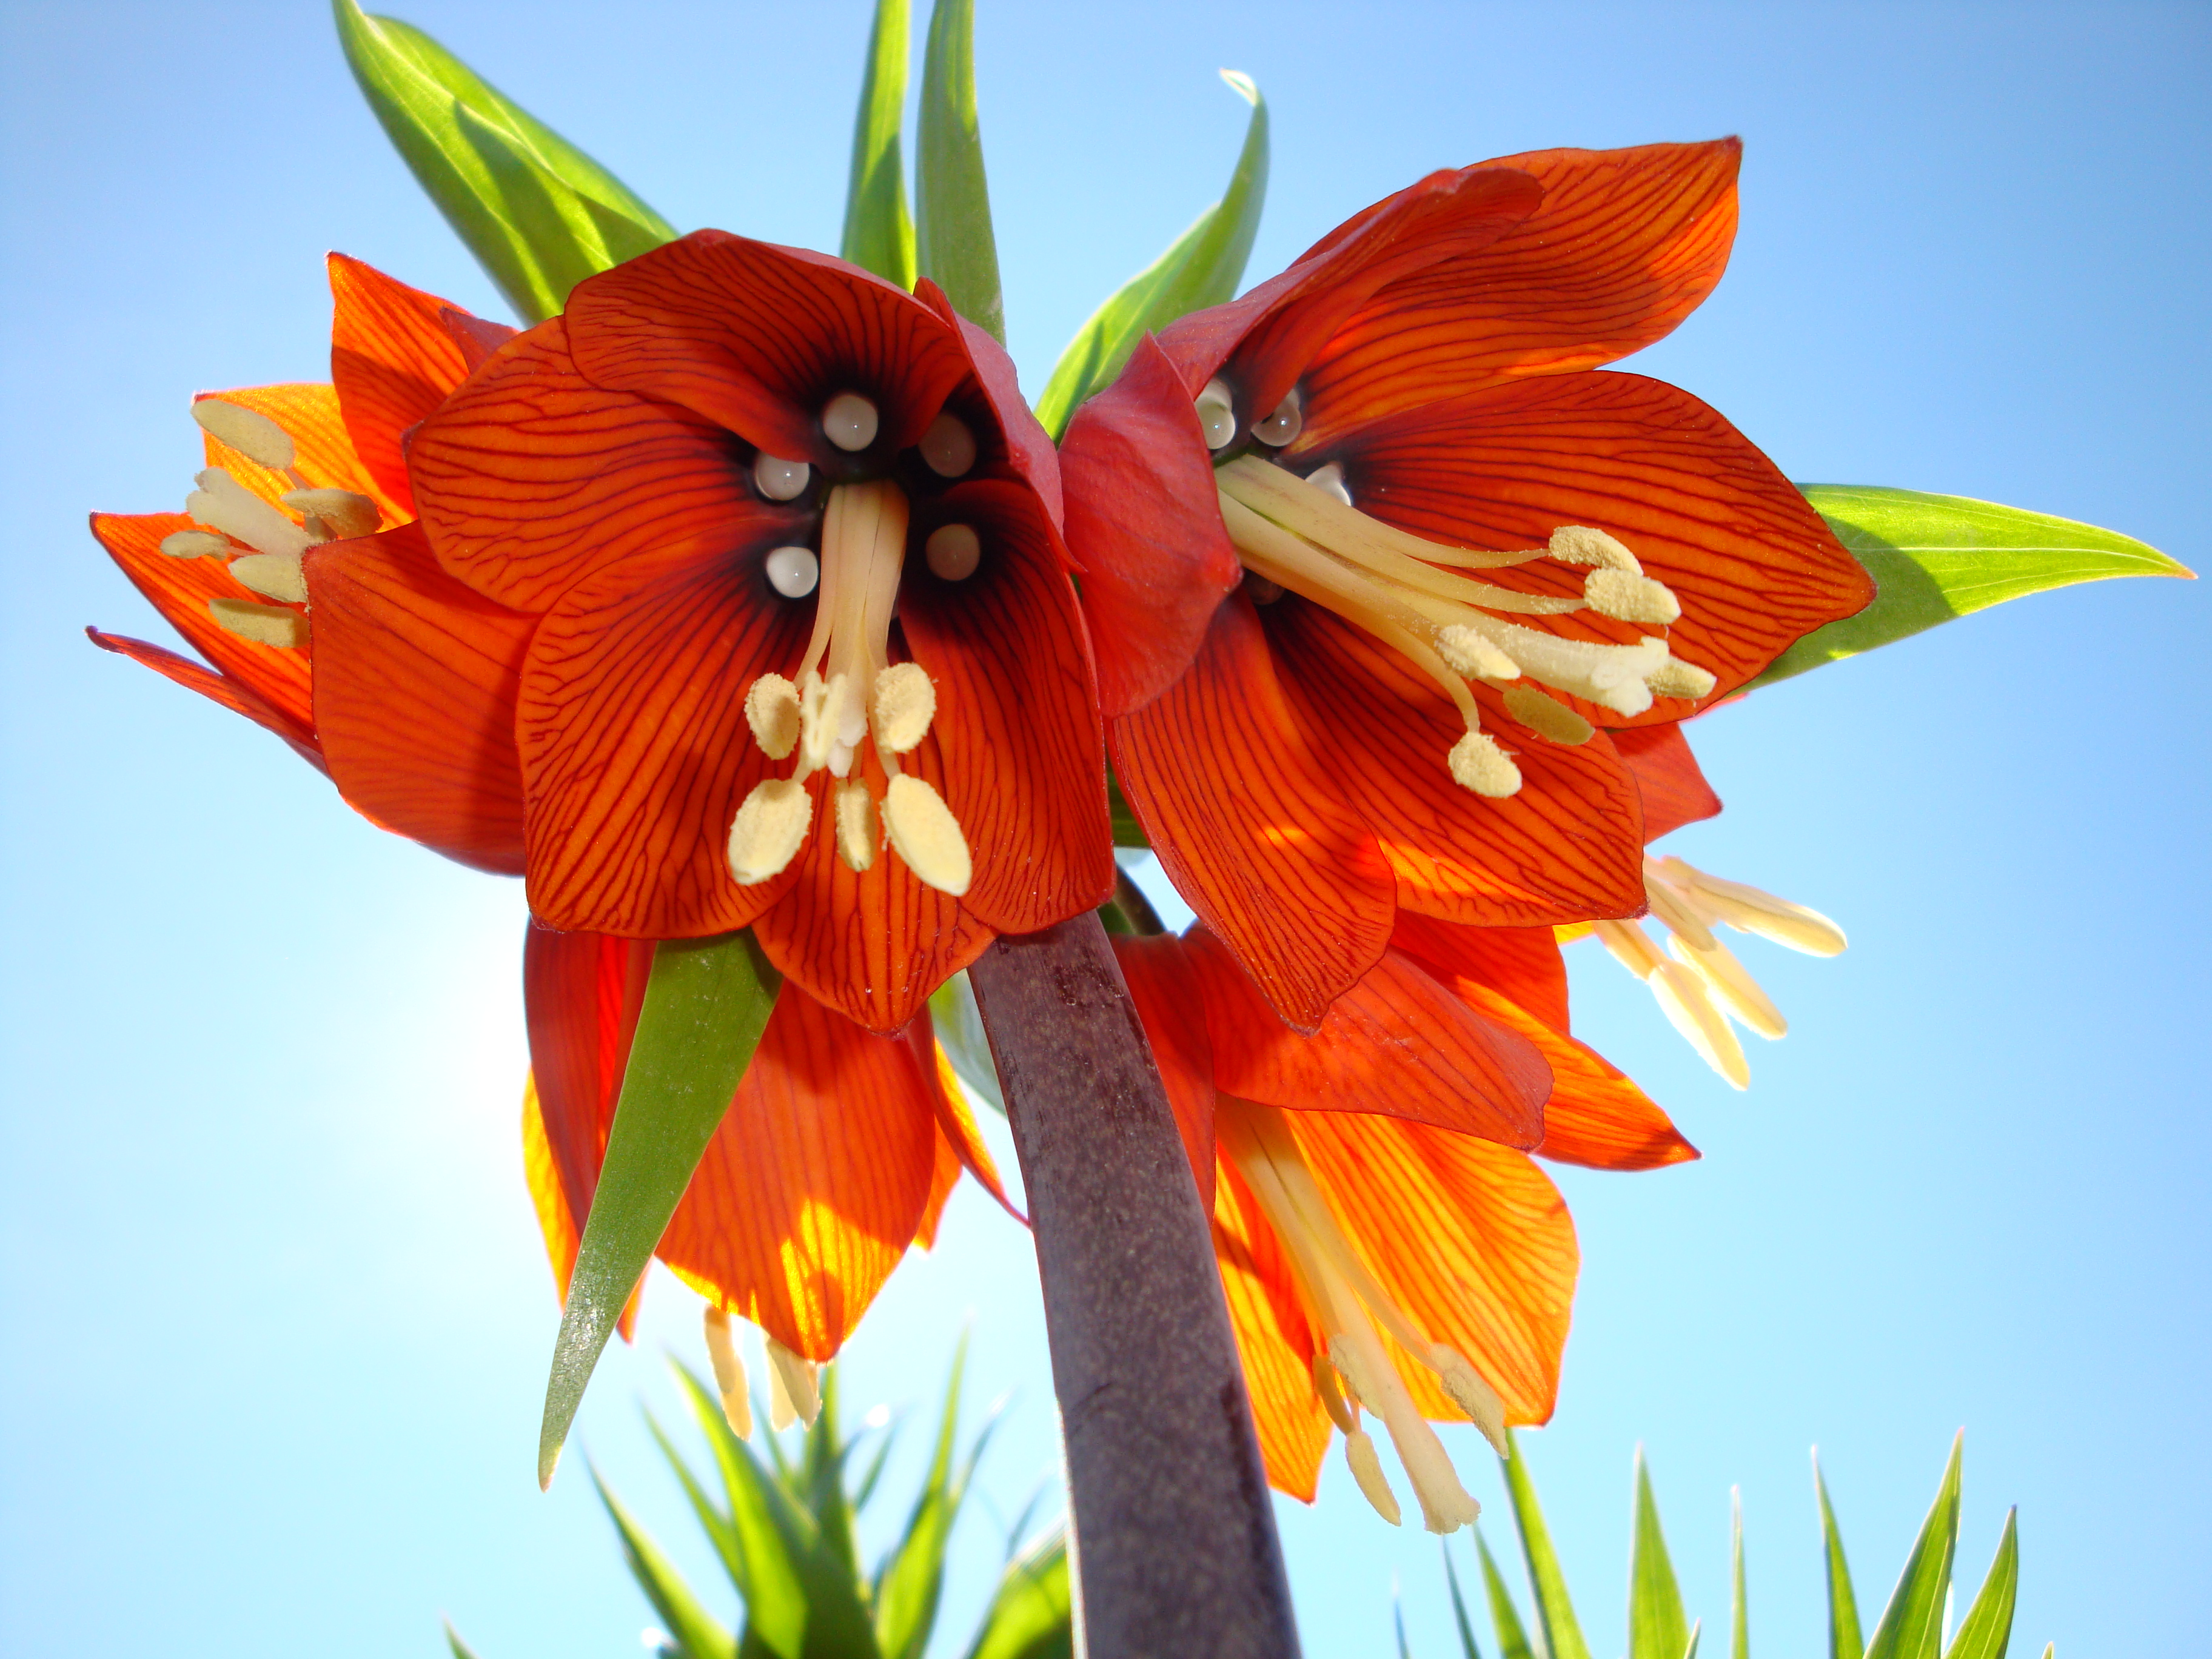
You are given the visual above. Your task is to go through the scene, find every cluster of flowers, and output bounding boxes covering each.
[92,139,1868,1530]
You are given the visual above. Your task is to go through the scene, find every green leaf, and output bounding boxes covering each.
[965,1529,1074,1659]
[1501,1431,1593,1659]
[1754,486,2191,688]
[332,0,675,322]
[594,1467,738,1659]
[1864,1433,1963,1659]
[1683,1620,1704,1659]
[925,971,1002,1114]
[1630,1446,1693,1659]
[1444,1544,1487,1659]
[538,932,782,1487]
[1943,1509,2017,1659]
[1475,1529,1537,1659]
[1034,70,1270,441]
[671,1367,812,1659]
[1397,1597,1416,1659]
[1106,768,1150,850]
[443,1620,484,1659]
[914,0,1003,341]
[874,1339,971,1659]
[1729,1488,1748,1659]
[842,0,917,287]
[1815,1452,1866,1659]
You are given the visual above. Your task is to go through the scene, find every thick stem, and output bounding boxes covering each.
[968,911,1301,1659]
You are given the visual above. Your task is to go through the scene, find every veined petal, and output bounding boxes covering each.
[1319,370,1874,710]
[1111,933,1218,1211]
[1061,335,1242,716]
[914,278,1064,529]
[514,534,816,936]
[85,628,321,769]
[900,479,1113,936]
[659,979,940,1361]
[913,1014,1021,1223]
[1296,140,1743,439]
[522,1074,581,1300]
[305,522,534,876]
[1612,723,1721,842]
[327,253,480,516]
[1190,927,1549,1150]
[1110,596,1395,1034]
[195,384,395,525]
[523,920,654,1248]
[410,317,795,614]
[1213,1161,1330,1501]
[913,1122,963,1250]
[566,230,973,468]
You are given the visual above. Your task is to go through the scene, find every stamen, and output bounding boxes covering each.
[765,1337,820,1429]
[764,545,820,598]
[881,775,971,896]
[1583,568,1680,625]
[191,397,295,471]
[871,663,936,754]
[1441,622,1663,717]
[744,674,802,760]
[1313,1355,1358,1435]
[1252,389,1302,447]
[1667,931,1788,1039]
[1501,685,1594,745]
[821,392,880,452]
[1195,379,1238,451]
[228,551,307,604]
[186,468,313,560]
[1449,731,1521,797]
[1654,857,1847,956]
[159,529,230,560]
[834,781,877,872]
[1547,525,1641,574]
[1646,656,1717,700]
[754,453,811,501]
[281,487,380,540]
[1432,1346,1510,1456]
[702,1305,754,1439]
[727,779,813,884]
[1641,873,1718,952]
[1344,1427,1402,1526]
[208,597,306,649]
[1598,920,1748,1088]
[1218,455,1544,571]
[1304,463,1352,506]
[919,411,977,478]
[1435,629,1520,682]
[924,523,981,581]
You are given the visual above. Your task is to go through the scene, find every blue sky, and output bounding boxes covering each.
[2,1,2206,1654]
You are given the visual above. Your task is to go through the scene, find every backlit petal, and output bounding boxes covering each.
[521,1074,580,1299]
[1111,934,1218,1211]
[1213,1162,1330,1501]
[327,253,479,515]
[523,920,653,1248]
[915,1016,1021,1222]
[1612,723,1721,842]
[914,278,1064,529]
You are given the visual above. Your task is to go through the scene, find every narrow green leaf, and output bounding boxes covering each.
[914,0,1002,340]
[332,0,674,321]
[648,1410,751,1602]
[875,1339,971,1659]
[1397,1596,1416,1659]
[671,1367,812,1659]
[1105,769,1150,850]
[1729,1488,1748,1659]
[965,1529,1074,1659]
[1444,1544,1487,1659]
[1864,1433,1964,1659]
[1501,1431,1594,1659]
[1755,486,2191,688]
[1683,1620,1704,1659]
[1034,70,1270,440]
[594,1467,738,1659]
[539,932,782,1487]
[842,0,917,287]
[1630,1446,1692,1659]
[797,1373,865,1577]
[1815,1452,1865,1659]
[925,971,1002,1114]
[1476,1529,1538,1659]
[1943,1509,2017,1659]
[443,1620,484,1659]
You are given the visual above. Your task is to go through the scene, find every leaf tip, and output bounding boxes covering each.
[1218,67,1261,107]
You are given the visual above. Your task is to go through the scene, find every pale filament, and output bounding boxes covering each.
[1592,855,1848,1090]
[1217,1095,1506,1534]
[702,1305,754,1439]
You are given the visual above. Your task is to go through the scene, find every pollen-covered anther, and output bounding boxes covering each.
[753,453,811,501]
[186,468,312,560]
[1344,1427,1401,1526]
[1547,524,1642,574]
[1431,1345,1509,1455]
[727,777,813,885]
[1646,655,1717,700]
[1583,567,1680,625]
[744,673,802,759]
[919,411,977,478]
[229,551,307,604]
[1449,729,1522,797]
[1195,378,1237,451]
[1435,626,1520,682]
[871,662,936,754]
[1252,389,1302,447]
[924,523,981,581]
[765,1337,821,1430]
[821,392,880,452]
[702,1306,754,1439]
[159,529,230,559]
[881,774,971,897]
[834,781,877,873]
[191,397,296,471]
[281,487,380,540]
[208,597,306,649]
[1501,685,1594,745]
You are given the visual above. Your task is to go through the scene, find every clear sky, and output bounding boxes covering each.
[2,1,2206,1654]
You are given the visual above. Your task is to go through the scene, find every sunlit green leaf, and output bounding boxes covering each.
[1630,1447,1692,1659]
[443,1620,483,1659]
[1443,1544,1487,1659]
[965,1529,1074,1659]
[538,932,782,1487]
[1816,1452,1866,1659]
[1396,1598,1416,1659]
[671,1367,811,1659]
[1943,1509,2017,1659]
[1755,486,2191,688]
[842,0,917,287]
[1500,1432,1593,1659]
[1684,1620,1704,1659]
[914,0,1002,341]
[1863,1433,1963,1659]
[332,0,674,322]
[1475,1529,1537,1659]
[1034,70,1270,440]
[926,971,1003,1114]
[1729,1488,1749,1659]
[874,1341,970,1659]
[595,1467,738,1659]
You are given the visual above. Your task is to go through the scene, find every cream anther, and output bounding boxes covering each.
[192,397,295,471]
[727,778,813,884]
[1345,1429,1401,1526]
[821,392,880,452]
[919,411,978,478]
[1304,463,1352,506]
[1595,919,1747,1088]
[186,467,312,560]
[1195,378,1237,450]
[834,782,877,872]
[208,597,306,649]
[1449,729,1521,797]
[882,774,972,896]
[702,1306,754,1439]
[1548,524,1642,574]
[1435,627,1520,682]
[764,545,820,598]
[1654,857,1847,956]
[1646,656,1717,701]
[765,1338,821,1429]
[753,453,811,501]
[1669,930,1788,1039]
[1432,1346,1510,1455]
[1584,568,1681,625]
[228,551,307,604]
[925,523,982,581]
[1253,389,1303,447]
[1641,874,1717,951]
[281,487,380,540]
[159,529,230,560]
[1502,684,1594,745]
[744,674,802,759]
[871,662,935,754]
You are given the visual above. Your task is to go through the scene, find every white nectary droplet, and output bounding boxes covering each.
[763,545,820,598]
[1253,389,1302,447]
[821,392,880,452]
[919,411,978,478]
[753,452,811,501]
[925,523,982,581]
[1195,378,1237,451]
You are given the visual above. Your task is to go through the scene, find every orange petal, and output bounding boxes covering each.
[1111,934,1218,1212]
[1110,595,1396,1033]
[659,980,940,1360]
[1213,1161,1330,1501]
[522,920,654,1239]
[1265,598,1646,927]
[565,230,973,468]
[85,627,322,769]
[1190,927,1549,1150]
[89,510,315,736]
[1614,723,1721,843]
[195,384,397,525]
[913,1123,962,1250]
[410,317,798,614]
[900,478,1114,936]
[522,1073,581,1299]
[1389,915,1571,1032]
[1320,370,1875,711]
[304,521,533,876]
[1296,140,1743,440]
[1060,334,1243,716]
[1289,1110,1577,1427]
[914,278,1065,529]
[751,739,994,1033]
[914,1013,1022,1224]
[327,253,483,516]
[512,535,816,937]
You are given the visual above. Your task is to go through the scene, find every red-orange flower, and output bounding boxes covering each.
[1111,911,1692,1527]
[1062,141,1874,1031]
[406,231,1114,1033]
